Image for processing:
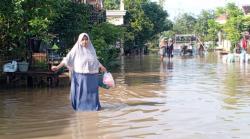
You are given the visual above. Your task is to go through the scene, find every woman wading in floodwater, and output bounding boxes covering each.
[51,33,107,111]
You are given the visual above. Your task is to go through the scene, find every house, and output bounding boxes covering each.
[216,5,250,52]
[216,14,227,24]
[215,14,231,51]
[242,5,250,16]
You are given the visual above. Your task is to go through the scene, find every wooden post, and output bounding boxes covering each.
[27,76,33,87]
[6,74,10,85]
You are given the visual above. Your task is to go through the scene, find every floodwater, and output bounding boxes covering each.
[1,53,250,139]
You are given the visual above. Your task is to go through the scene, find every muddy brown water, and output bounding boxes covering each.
[1,53,250,139]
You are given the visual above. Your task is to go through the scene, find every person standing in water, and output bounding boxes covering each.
[51,33,107,111]
[241,35,248,51]
[166,38,174,61]
[159,38,167,62]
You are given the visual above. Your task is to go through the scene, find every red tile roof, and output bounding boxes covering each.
[217,14,227,20]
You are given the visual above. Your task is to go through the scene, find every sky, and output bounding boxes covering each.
[152,0,250,21]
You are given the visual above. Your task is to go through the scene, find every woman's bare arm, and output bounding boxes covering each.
[51,62,65,71]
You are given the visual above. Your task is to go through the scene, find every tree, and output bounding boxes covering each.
[104,0,120,10]
[49,2,91,50]
[194,10,215,42]
[123,0,171,54]
[142,2,171,37]
[0,0,66,59]
[158,0,166,8]
[173,13,197,34]
[90,22,124,67]
[0,0,26,59]
[161,30,175,40]
[241,16,250,32]
[215,3,244,48]
[222,3,244,47]
[207,19,222,46]
[123,0,153,54]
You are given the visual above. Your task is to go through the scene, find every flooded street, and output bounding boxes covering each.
[1,53,250,139]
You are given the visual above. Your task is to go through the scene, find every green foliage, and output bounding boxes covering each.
[31,60,48,70]
[0,0,64,59]
[195,3,246,48]
[49,2,91,50]
[173,13,197,34]
[21,0,60,40]
[207,19,221,42]
[216,3,244,47]
[123,0,152,54]
[90,23,124,68]
[242,16,250,32]
[224,3,243,18]
[104,0,120,10]
[123,0,170,54]
[223,17,242,46]
[0,0,123,70]
[91,23,124,45]
[28,17,50,36]
[0,0,26,59]
[142,2,171,37]
[161,30,175,40]
[194,10,215,42]
[215,7,226,17]
[0,0,171,61]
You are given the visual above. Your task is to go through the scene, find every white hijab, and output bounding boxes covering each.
[62,33,100,74]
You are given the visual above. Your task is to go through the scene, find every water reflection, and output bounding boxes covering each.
[1,53,250,138]
[167,61,174,70]
[71,112,102,139]
[0,88,73,139]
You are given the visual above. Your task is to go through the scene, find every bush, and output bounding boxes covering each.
[90,23,124,68]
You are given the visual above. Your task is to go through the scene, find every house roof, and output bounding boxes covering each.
[217,14,227,20]
[216,14,227,24]
[242,5,250,15]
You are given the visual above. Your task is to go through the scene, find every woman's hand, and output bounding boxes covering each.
[51,66,59,72]
[100,65,107,73]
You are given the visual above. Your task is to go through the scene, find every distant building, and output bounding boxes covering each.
[242,5,250,16]
[216,14,227,24]
[215,14,231,51]
[106,0,126,26]
[215,5,250,52]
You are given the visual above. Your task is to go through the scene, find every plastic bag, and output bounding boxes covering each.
[3,61,17,72]
[103,72,115,88]
[98,74,110,89]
